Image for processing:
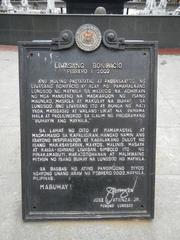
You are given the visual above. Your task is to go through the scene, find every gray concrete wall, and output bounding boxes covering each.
[0,15,180,47]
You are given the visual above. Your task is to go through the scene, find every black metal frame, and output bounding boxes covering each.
[19,35,157,221]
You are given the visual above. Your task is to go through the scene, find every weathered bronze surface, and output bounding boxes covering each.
[19,26,157,220]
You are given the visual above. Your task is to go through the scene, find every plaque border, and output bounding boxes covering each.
[19,40,157,221]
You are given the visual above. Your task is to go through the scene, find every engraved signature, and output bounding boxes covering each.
[105,176,138,205]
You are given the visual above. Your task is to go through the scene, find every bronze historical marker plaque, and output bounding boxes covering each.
[19,25,157,220]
